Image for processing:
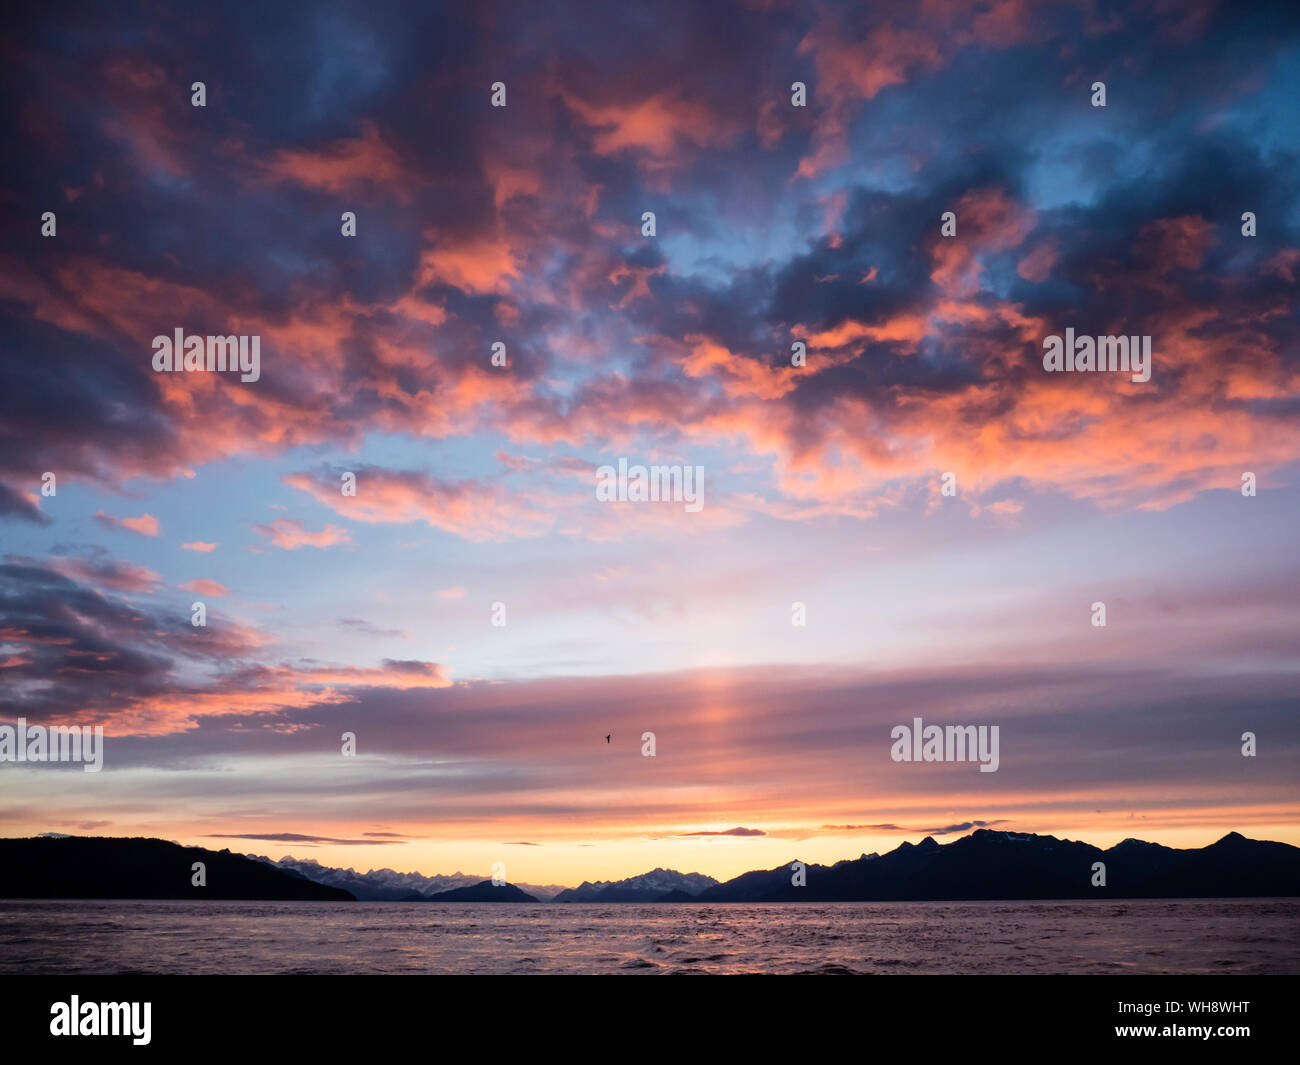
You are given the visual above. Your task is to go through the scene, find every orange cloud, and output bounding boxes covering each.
[562,91,734,158]
[681,336,799,400]
[262,120,419,203]
[417,233,521,295]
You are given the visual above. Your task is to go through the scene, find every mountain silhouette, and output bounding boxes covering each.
[0,836,354,900]
[401,879,538,902]
[692,830,1300,902]
[7,830,1298,902]
[247,854,567,899]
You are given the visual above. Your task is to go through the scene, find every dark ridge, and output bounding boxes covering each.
[0,836,354,900]
[695,829,1300,902]
[403,879,538,902]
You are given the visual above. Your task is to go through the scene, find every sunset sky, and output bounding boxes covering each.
[1,0,1298,888]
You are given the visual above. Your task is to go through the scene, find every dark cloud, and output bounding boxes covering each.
[47,545,161,593]
[822,820,1008,836]
[672,827,767,838]
[0,556,447,731]
[0,483,50,525]
[205,832,403,846]
[339,618,407,639]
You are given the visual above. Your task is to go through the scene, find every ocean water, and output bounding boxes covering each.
[1,898,1296,975]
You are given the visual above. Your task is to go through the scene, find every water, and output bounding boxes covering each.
[1,898,1295,975]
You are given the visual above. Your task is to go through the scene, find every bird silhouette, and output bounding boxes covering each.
[605,734,611,743]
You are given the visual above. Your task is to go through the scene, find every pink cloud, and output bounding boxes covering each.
[561,90,736,159]
[180,578,231,597]
[51,556,161,594]
[95,510,160,537]
[1017,239,1060,283]
[252,519,351,550]
[261,120,420,203]
[283,467,555,542]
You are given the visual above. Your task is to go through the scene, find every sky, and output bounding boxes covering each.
[0,0,1298,888]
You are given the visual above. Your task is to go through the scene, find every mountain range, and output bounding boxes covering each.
[688,830,1300,901]
[553,868,718,902]
[251,855,566,901]
[5,830,1299,902]
[400,880,540,902]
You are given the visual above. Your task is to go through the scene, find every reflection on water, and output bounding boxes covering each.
[1,898,1296,975]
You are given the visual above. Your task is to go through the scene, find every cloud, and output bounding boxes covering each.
[182,542,217,553]
[822,824,906,832]
[95,512,159,537]
[560,90,737,160]
[0,483,50,526]
[2,0,1294,528]
[923,820,1009,836]
[0,557,450,736]
[820,820,1010,836]
[48,550,161,594]
[252,519,350,551]
[206,832,404,846]
[669,827,767,838]
[180,578,230,598]
[261,120,421,204]
[284,467,556,542]
[339,618,408,639]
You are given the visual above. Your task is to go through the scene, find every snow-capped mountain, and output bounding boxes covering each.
[250,855,567,900]
[552,867,718,902]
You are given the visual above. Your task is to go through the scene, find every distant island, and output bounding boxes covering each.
[3,830,1299,902]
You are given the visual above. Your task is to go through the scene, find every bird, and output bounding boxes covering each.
[605,734,611,743]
